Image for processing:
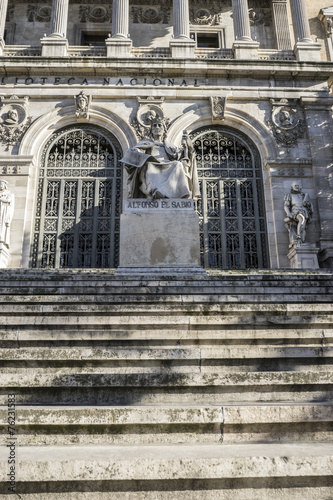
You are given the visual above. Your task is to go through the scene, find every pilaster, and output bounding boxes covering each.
[300,97,333,268]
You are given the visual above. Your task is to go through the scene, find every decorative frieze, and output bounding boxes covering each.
[131,6,170,24]
[266,99,305,149]
[189,7,222,26]
[79,5,112,23]
[27,4,51,22]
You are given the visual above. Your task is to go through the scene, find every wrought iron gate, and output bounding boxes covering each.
[31,126,122,268]
[191,127,269,269]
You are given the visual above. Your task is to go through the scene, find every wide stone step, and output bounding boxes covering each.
[1,346,332,374]
[1,442,332,499]
[1,371,332,405]
[1,346,332,360]
[1,327,332,344]
[0,404,331,446]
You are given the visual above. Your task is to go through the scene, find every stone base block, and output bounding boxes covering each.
[169,39,196,59]
[41,36,68,57]
[0,38,4,56]
[288,243,319,269]
[319,246,333,269]
[232,40,260,59]
[118,200,202,270]
[0,243,10,268]
[294,42,322,62]
[106,38,132,57]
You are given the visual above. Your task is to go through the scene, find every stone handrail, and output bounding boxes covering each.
[68,46,107,57]
[3,45,42,56]
[258,49,296,61]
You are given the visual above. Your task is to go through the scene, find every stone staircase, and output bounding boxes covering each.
[0,269,333,499]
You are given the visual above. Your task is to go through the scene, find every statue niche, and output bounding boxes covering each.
[121,116,200,200]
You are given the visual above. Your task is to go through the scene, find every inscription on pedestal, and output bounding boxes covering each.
[124,198,194,211]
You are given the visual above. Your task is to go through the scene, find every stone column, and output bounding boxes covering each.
[232,0,251,41]
[289,0,321,60]
[112,0,129,38]
[106,0,132,57]
[41,0,69,56]
[0,0,8,55]
[289,0,311,42]
[173,0,190,39]
[231,0,259,59]
[49,0,69,37]
[170,0,195,58]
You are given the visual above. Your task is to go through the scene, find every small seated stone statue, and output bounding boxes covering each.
[121,117,200,200]
[284,182,313,245]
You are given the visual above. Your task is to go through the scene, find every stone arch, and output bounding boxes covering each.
[27,121,125,269]
[167,106,278,269]
[20,107,135,267]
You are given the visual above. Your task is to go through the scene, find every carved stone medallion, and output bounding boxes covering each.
[131,97,169,140]
[0,96,32,150]
[267,99,305,149]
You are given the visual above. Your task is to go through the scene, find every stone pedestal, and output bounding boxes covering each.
[288,243,319,269]
[116,199,205,275]
[294,41,322,62]
[169,39,195,59]
[106,38,132,58]
[41,36,68,56]
[0,243,10,268]
[232,40,260,59]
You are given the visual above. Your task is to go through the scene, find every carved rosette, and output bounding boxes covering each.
[130,97,170,140]
[79,5,112,23]
[266,99,305,149]
[0,96,32,150]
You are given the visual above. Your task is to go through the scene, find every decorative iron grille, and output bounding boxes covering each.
[191,127,269,269]
[32,125,122,268]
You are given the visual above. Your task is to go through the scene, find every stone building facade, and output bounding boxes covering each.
[0,0,333,271]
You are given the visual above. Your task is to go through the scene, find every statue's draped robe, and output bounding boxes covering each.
[122,139,200,199]
[0,189,14,247]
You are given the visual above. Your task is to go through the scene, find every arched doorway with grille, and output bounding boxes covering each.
[190,126,269,270]
[31,125,123,269]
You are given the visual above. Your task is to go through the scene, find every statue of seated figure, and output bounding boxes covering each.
[121,117,200,200]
